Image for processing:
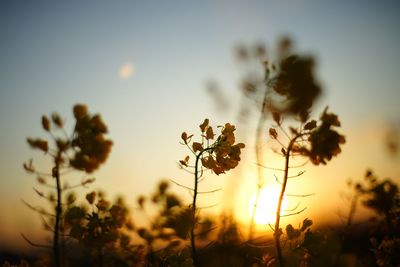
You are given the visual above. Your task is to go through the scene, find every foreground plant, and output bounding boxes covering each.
[179,119,245,267]
[268,108,345,267]
[23,104,112,267]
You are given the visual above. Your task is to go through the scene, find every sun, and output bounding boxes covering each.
[248,186,289,225]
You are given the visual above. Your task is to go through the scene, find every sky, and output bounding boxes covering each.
[0,0,399,250]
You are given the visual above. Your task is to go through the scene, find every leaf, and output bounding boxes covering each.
[33,188,44,197]
[23,159,35,173]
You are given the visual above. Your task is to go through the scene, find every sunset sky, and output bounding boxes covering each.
[1,1,399,251]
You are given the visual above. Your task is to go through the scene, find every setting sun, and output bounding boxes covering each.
[249,186,289,225]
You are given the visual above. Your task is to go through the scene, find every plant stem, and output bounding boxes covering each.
[274,135,300,267]
[53,151,62,267]
[190,151,202,267]
[249,85,269,240]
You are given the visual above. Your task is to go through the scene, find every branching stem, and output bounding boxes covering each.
[274,133,304,267]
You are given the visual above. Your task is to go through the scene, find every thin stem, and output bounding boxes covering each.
[53,151,62,267]
[274,133,303,267]
[346,192,359,228]
[249,86,269,240]
[21,233,51,249]
[190,151,201,267]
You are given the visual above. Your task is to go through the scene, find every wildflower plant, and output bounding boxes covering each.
[23,104,112,267]
[348,170,400,266]
[267,107,345,267]
[179,119,245,267]
[64,192,139,267]
[135,180,202,266]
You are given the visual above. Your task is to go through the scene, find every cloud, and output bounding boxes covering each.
[118,62,135,79]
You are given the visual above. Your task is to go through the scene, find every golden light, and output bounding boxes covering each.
[248,185,289,225]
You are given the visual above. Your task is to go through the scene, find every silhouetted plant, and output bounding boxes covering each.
[23,104,112,267]
[208,38,345,266]
[266,107,345,267]
[135,180,194,266]
[235,38,344,267]
[354,170,400,266]
[179,119,245,267]
[225,37,323,241]
[64,191,139,267]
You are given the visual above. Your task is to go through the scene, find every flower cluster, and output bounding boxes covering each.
[180,119,245,175]
[25,104,112,173]
[296,108,346,165]
[70,104,113,173]
[269,55,321,122]
[64,192,133,248]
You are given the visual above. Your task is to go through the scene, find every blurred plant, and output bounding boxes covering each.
[385,124,400,157]
[220,37,323,241]
[354,170,400,266]
[135,180,193,266]
[134,180,218,266]
[232,42,270,240]
[23,104,112,267]
[356,170,399,231]
[207,37,344,267]
[64,191,140,267]
[179,119,245,267]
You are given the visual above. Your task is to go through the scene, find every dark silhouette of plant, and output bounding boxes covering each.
[135,180,195,266]
[207,38,346,266]
[217,37,323,241]
[23,104,112,267]
[64,191,139,267]
[267,107,345,267]
[179,119,245,267]
[354,170,400,266]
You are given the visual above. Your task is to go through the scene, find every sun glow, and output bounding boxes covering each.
[248,186,289,225]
